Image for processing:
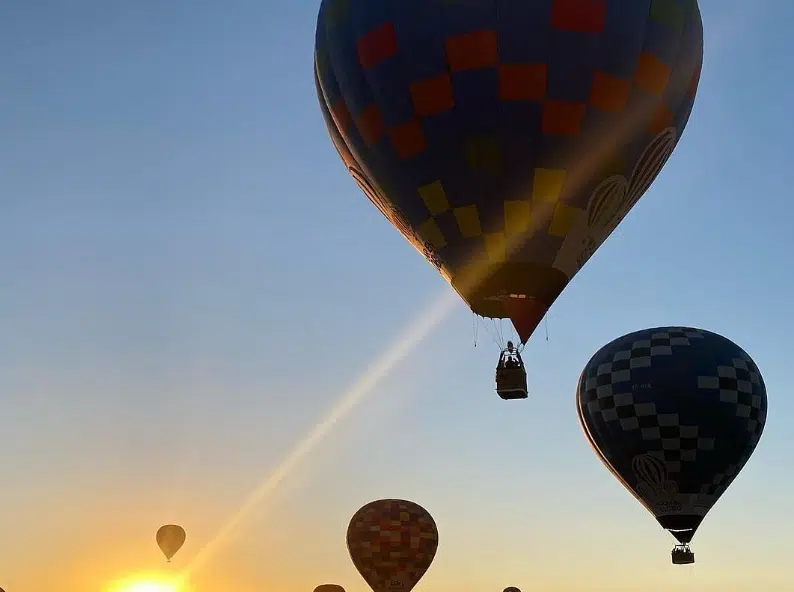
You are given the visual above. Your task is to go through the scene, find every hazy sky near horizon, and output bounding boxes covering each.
[1,1,793,591]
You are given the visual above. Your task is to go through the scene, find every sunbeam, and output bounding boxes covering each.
[177,288,460,580]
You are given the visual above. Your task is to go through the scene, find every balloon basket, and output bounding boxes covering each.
[671,544,694,565]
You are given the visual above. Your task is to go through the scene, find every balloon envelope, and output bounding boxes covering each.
[347,499,438,592]
[504,587,521,592]
[315,586,346,592]
[156,524,186,561]
[315,1,703,343]
[577,327,767,543]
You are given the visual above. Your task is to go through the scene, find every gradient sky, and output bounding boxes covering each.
[1,1,793,591]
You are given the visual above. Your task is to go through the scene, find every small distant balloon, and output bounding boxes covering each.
[156,524,186,562]
[314,585,345,592]
[347,499,438,592]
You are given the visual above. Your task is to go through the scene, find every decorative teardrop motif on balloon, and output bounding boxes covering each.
[553,127,678,278]
[348,166,446,279]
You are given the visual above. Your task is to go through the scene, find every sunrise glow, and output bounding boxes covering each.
[107,573,187,592]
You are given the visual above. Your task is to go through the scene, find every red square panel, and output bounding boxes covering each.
[551,0,606,33]
[356,104,385,144]
[410,74,455,116]
[389,120,426,158]
[446,30,498,72]
[541,100,586,136]
[499,64,547,101]
[357,22,398,69]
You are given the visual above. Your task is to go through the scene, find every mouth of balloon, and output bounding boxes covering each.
[451,262,569,343]
[656,515,703,544]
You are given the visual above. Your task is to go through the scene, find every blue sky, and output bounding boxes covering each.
[1,1,793,591]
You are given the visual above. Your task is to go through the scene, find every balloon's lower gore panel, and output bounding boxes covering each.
[656,515,704,543]
[451,262,569,342]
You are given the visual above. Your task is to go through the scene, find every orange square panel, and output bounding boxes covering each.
[648,103,674,134]
[355,104,385,144]
[357,22,398,69]
[551,0,606,33]
[589,71,630,112]
[389,120,426,158]
[446,30,498,72]
[634,52,671,96]
[542,101,586,136]
[410,74,455,116]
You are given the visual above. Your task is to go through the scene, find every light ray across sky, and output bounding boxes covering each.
[178,288,459,580]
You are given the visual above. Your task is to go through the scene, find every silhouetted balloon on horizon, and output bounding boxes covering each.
[347,499,438,592]
[314,585,345,592]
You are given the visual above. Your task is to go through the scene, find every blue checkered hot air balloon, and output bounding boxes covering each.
[576,327,768,564]
[314,0,703,349]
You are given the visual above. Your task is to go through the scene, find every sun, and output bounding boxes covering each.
[119,584,176,592]
[107,573,188,592]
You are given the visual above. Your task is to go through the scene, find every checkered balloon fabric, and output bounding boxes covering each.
[347,499,439,592]
[576,327,767,528]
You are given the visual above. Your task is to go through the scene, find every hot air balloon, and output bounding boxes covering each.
[314,0,704,398]
[347,499,439,592]
[504,587,521,592]
[315,585,346,592]
[576,327,767,564]
[156,524,186,562]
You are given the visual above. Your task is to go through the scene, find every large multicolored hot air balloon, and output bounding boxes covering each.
[314,0,703,345]
[347,499,439,592]
[576,327,767,564]
[156,524,186,562]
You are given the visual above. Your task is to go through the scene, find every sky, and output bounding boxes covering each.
[0,1,793,591]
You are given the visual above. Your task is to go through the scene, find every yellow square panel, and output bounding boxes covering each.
[484,232,506,263]
[532,168,567,203]
[504,200,532,235]
[548,202,580,237]
[450,260,480,285]
[417,218,446,249]
[453,204,482,238]
[418,180,450,215]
